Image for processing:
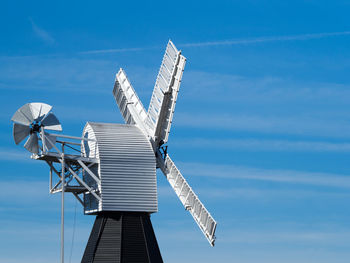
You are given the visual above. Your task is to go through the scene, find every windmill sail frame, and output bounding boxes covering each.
[146,40,186,146]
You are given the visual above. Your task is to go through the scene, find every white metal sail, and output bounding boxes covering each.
[113,68,150,135]
[157,152,217,246]
[146,40,186,146]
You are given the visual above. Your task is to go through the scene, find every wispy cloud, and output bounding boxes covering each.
[181,31,350,47]
[0,148,32,162]
[178,162,350,189]
[0,56,116,93]
[29,18,55,45]
[182,71,350,104]
[157,225,350,246]
[172,138,350,152]
[0,216,91,263]
[176,113,350,138]
[0,179,84,213]
[217,229,350,246]
[158,185,350,201]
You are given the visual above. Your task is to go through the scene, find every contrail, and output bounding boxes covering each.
[181,31,350,47]
[80,46,157,54]
[29,17,55,45]
[80,31,350,54]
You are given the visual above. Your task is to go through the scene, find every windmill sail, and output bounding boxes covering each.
[157,152,217,246]
[29,103,52,121]
[13,123,30,145]
[42,113,62,131]
[11,103,35,126]
[146,40,186,146]
[113,68,150,136]
[24,133,39,154]
[11,103,61,154]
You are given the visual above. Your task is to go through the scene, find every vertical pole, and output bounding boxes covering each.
[61,143,65,263]
[42,127,46,153]
[49,163,53,193]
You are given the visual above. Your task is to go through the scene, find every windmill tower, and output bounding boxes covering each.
[11,41,217,262]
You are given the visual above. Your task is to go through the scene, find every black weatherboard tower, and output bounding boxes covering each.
[82,212,162,262]
[11,41,217,263]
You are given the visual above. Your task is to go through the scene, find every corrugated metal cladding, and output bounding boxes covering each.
[82,122,157,213]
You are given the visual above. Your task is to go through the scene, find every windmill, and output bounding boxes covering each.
[11,40,217,262]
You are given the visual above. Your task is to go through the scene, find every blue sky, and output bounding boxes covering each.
[1,0,350,262]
